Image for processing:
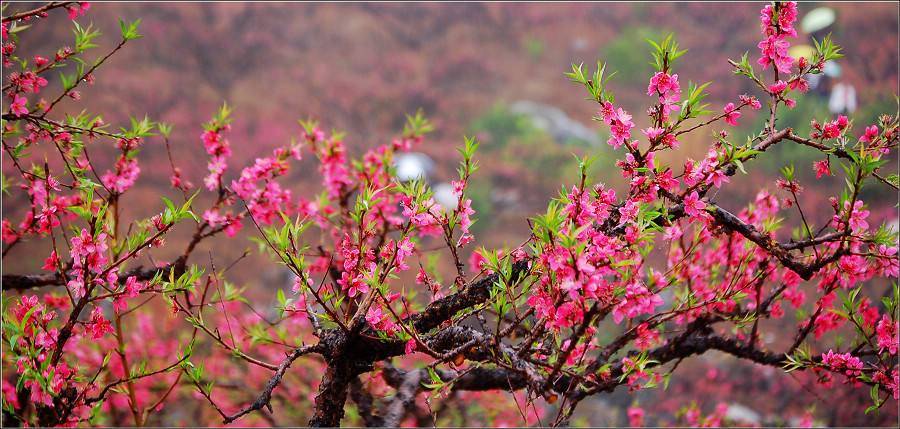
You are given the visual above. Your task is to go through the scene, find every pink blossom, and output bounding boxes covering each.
[69,228,108,273]
[789,77,809,93]
[813,159,831,179]
[114,276,144,312]
[655,170,679,193]
[757,35,793,73]
[876,315,898,355]
[723,103,741,126]
[1,219,17,244]
[832,200,869,233]
[647,72,679,97]
[66,2,90,20]
[768,80,787,95]
[647,72,681,121]
[42,250,59,271]
[740,94,762,110]
[757,2,797,73]
[663,224,682,241]
[821,349,863,377]
[1,380,19,410]
[10,94,28,116]
[612,283,663,324]
[170,167,192,191]
[451,179,466,196]
[25,379,53,407]
[552,301,584,329]
[875,245,899,278]
[340,270,369,298]
[292,275,313,294]
[618,200,639,224]
[36,328,58,349]
[365,305,395,332]
[393,236,415,271]
[634,323,661,351]
[642,127,665,142]
[599,101,634,149]
[874,370,899,400]
[469,249,490,273]
[860,125,879,143]
[682,191,706,219]
[707,169,729,188]
[101,157,140,193]
[88,307,113,339]
[627,406,645,427]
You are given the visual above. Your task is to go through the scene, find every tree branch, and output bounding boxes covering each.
[222,344,324,424]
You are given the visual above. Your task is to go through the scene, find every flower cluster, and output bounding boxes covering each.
[599,101,635,149]
[757,1,797,73]
[647,72,681,121]
[202,126,232,190]
[821,350,864,378]
[66,228,110,298]
[877,315,899,355]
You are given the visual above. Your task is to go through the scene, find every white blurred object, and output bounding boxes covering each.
[725,404,762,425]
[393,153,434,182]
[801,7,836,34]
[828,82,857,114]
[823,60,842,78]
[571,37,588,51]
[432,182,458,211]
[509,100,600,146]
[807,73,822,90]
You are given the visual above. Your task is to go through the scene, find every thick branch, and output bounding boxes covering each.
[382,368,422,427]
[383,365,527,393]
[349,377,383,427]
[2,258,185,292]
[406,260,529,334]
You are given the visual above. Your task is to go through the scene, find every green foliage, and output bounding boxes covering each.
[780,163,795,182]
[531,200,565,243]
[203,102,233,131]
[566,61,616,103]
[156,264,205,295]
[647,33,687,72]
[677,81,713,122]
[402,109,434,137]
[118,18,143,41]
[122,115,156,139]
[160,191,199,225]
[72,22,101,53]
[731,52,759,82]
[812,34,843,67]
[258,212,313,274]
[158,122,173,138]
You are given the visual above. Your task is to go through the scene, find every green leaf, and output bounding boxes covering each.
[118,18,143,41]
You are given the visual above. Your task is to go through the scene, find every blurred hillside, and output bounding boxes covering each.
[16,2,897,201]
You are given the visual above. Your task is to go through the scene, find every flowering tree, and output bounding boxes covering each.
[1,1,898,427]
